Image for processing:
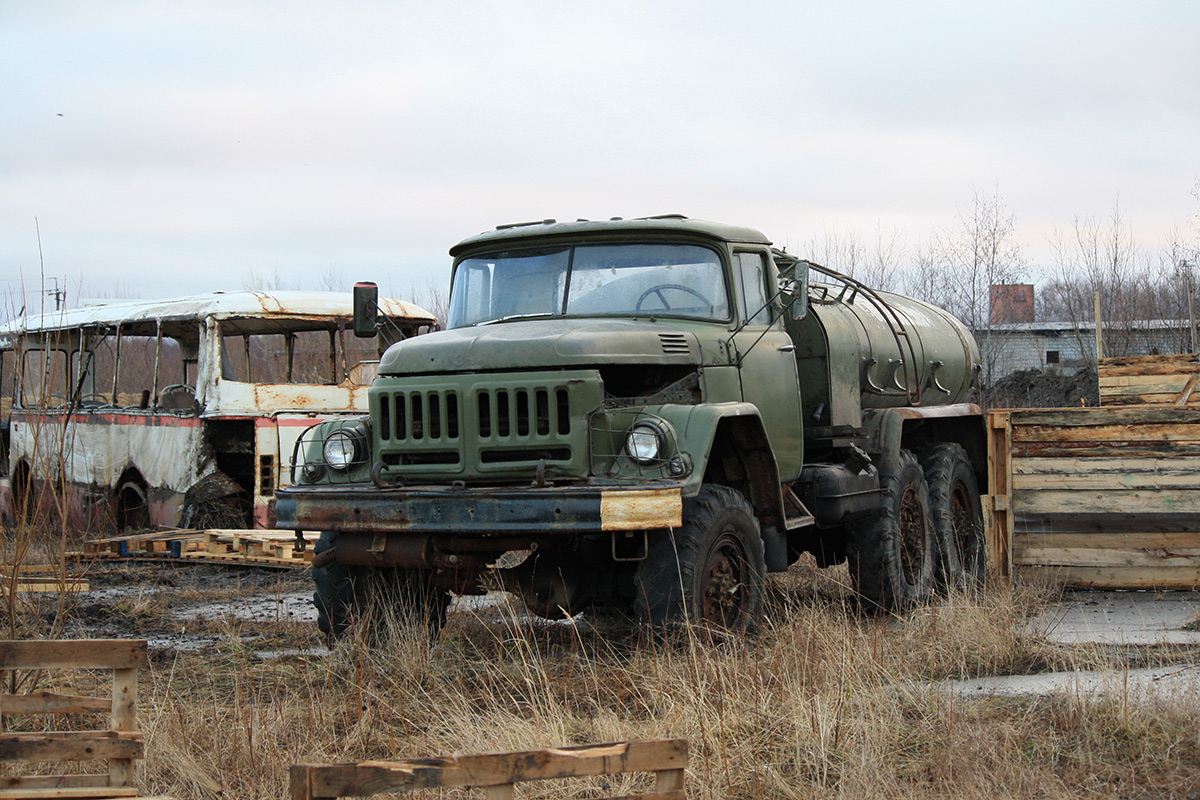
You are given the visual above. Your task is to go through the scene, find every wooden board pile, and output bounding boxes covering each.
[81,529,311,569]
[1099,353,1200,406]
[988,406,1200,589]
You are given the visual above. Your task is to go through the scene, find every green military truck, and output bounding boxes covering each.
[276,216,986,636]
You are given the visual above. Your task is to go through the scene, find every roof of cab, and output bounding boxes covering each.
[449,215,772,257]
[0,290,435,340]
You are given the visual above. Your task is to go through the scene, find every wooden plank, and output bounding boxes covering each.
[0,787,141,798]
[1101,368,1199,381]
[1013,532,1200,550]
[986,410,1013,579]
[1100,393,1199,407]
[13,581,90,593]
[0,641,147,671]
[1013,511,1200,534]
[1012,456,1200,476]
[1011,423,1200,443]
[1012,546,1200,569]
[1,691,111,715]
[1011,467,1200,491]
[109,669,137,787]
[296,739,688,798]
[1006,407,1200,427]
[1099,375,1197,392]
[1013,488,1200,515]
[1011,440,1200,459]
[0,774,109,790]
[0,732,143,762]
[1017,565,1200,589]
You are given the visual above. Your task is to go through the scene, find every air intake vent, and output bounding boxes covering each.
[658,333,690,355]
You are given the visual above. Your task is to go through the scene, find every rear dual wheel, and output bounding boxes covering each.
[919,443,986,591]
[848,449,936,610]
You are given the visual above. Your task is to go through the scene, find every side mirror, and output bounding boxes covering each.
[353,282,379,338]
[778,278,808,321]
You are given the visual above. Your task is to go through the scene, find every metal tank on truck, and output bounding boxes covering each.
[276,215,988,638]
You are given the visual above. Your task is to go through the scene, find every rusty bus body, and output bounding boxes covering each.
[0,291,435,532]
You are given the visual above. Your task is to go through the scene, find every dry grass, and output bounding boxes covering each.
[4,507,1197,798]
[87,564,1196,800]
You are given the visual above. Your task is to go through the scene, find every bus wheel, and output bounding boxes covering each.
[116,479,151,531]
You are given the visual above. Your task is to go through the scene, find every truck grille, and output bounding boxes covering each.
[372,370,602,478]
[379,391,460,441]
[476,387,571,438]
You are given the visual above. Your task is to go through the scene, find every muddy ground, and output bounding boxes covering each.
[48,561,1200,697]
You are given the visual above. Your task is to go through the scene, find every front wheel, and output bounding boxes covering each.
[848,449,935,610]
[634,484,766,634]
[313,532,357,639]
[312,532,451,641]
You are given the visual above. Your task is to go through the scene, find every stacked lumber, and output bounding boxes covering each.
[81,529,311,568]
[1099,353,1200,406]
[988,407,1200,589]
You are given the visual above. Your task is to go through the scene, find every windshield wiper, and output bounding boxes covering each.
[475,312,556,326]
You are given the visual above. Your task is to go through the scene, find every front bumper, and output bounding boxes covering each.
[275,482,683,534]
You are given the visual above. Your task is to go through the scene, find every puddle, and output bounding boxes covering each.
[255,646,331,660]
[172,592,316,623]
[940,664,1200,698]
[1038,590,1200,645]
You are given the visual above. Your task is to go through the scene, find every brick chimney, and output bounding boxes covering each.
[989,284,1035,324]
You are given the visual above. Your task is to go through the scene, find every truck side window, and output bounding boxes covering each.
[736,252,771,326]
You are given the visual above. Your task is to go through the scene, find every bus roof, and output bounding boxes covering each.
[0,290,436,344]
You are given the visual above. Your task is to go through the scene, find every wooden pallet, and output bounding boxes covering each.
[1099,353,1200,406]
[0,565,90,593]
[290,739,688,800]
[80,529,313,569]
[0,639,176,799]
[987,406,1200,589]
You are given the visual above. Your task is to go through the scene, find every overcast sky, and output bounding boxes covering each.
[2,1,1198,312]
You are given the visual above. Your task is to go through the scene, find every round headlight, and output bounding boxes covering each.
[323,430,361,470]
[625,423,665,465]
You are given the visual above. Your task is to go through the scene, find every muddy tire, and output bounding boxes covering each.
[116,479,151,531]
[313,532,358,639]
[634,484,766,634]
[848,449,935,610]
[919,443,985,591]
[312,532,450,641]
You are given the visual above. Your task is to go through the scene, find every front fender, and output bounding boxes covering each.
[650,402,784,526]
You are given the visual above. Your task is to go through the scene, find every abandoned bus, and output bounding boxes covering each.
[0,290,435,532]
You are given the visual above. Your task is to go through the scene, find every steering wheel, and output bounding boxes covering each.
[635,283,714,313]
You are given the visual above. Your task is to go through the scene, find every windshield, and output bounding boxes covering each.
[447,243,731,328]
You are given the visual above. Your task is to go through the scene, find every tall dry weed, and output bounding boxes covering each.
[131,578,1200,800]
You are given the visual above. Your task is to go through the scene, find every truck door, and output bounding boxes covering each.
[731,250,804,481]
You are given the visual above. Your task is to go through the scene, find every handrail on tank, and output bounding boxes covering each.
[798,258,923,406]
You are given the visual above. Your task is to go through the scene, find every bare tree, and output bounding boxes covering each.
[935,187,1027,387]
[806,222,908,289]
[1041,199,1188,363]
[404,276,450,328]
[241,266,297,291]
